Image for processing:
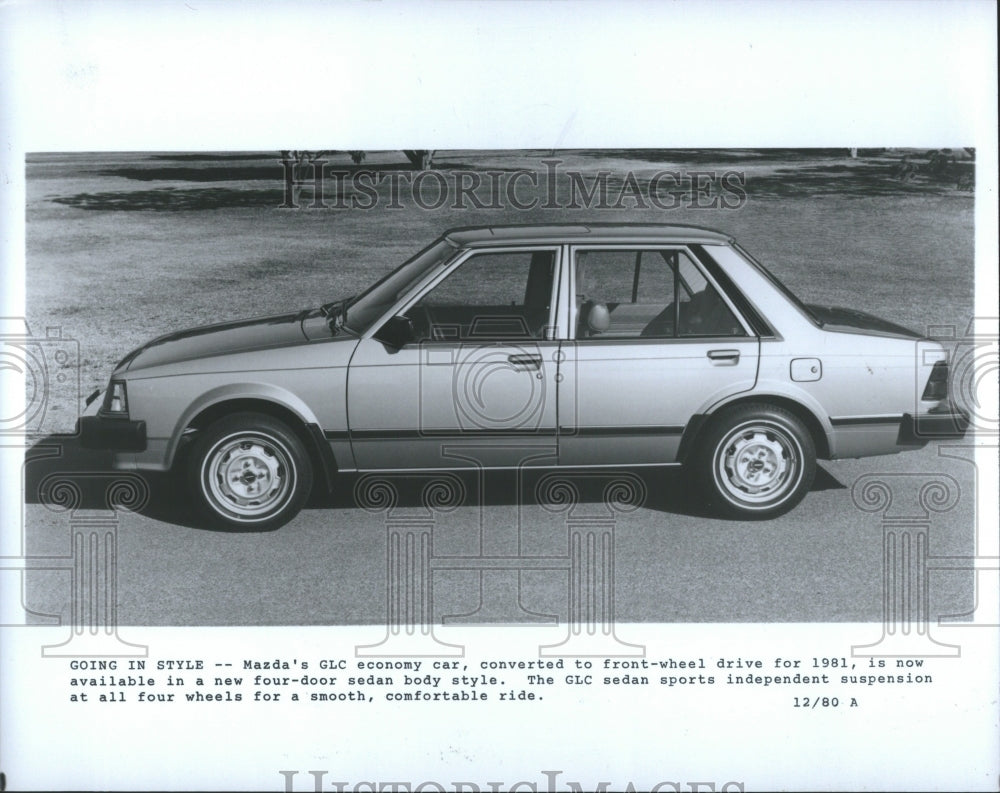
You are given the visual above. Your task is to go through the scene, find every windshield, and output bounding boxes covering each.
[343,238,458,333]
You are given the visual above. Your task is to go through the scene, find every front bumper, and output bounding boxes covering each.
[79,415,147,451]
[898,409,970,444]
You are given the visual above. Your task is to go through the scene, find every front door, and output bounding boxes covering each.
[347,247,562,470]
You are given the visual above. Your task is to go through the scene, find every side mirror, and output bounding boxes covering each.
[375,314,415,350]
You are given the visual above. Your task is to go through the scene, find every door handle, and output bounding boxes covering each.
[707,349,740,364]
[508,353,542,370]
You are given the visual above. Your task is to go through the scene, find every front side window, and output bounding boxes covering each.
[344,238,457,333]
[574,248,746,339]
[405,249,556,341]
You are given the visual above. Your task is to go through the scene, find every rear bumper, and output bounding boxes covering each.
[79,415,147,451]
[898,409,970,444]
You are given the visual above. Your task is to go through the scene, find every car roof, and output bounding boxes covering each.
[443,223,733,247]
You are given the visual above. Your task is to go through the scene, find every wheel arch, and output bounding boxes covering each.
[173,396,338,494]
[677,393,831,464]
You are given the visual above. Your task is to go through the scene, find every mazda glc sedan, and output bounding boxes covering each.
[79,224,968,529]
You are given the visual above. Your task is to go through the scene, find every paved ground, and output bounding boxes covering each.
[20,437,976,626]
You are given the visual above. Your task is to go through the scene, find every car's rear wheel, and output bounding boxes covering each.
[188,412,313,531]
[696,403,816,519]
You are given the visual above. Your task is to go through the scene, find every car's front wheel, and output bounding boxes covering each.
[188,412,313,531]
[696,403,816,519]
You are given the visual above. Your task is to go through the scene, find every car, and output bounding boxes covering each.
[79,223,969,529]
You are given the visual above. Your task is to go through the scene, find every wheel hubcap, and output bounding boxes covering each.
[203,434,294,520]
[716,422,800,506]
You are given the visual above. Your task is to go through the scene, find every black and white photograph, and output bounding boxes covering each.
[2,2,997,792]
[16,147,983,625]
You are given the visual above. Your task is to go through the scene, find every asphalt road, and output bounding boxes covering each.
[21,437,976,626]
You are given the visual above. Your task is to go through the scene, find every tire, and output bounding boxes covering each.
[695,403,816,519]
[187,412,313,531]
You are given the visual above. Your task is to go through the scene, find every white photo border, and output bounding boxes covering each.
[2,2,997,791]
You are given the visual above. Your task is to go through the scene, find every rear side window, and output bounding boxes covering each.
[574,248,747,339]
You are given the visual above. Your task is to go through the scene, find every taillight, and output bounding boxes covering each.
[921,360,949,401]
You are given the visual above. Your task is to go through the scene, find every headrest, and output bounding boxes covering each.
[587,302,611,333]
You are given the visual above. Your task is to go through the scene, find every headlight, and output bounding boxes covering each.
[103,380,129,415]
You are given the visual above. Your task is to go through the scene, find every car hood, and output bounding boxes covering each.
[117,309,341,372]
[806,304,923,339]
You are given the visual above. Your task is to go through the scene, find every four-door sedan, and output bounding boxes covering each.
[79,223,968,529]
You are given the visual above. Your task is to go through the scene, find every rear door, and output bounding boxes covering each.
[557,245,760,466]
